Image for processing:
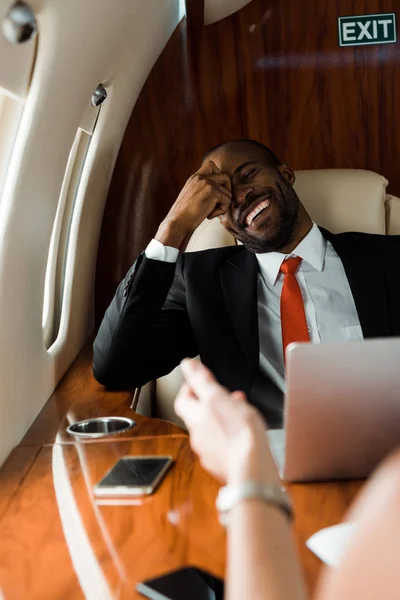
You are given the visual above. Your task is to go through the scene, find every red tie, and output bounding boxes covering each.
[280,256,310,361]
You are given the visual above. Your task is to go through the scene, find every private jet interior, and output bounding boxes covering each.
[1,0,400,598]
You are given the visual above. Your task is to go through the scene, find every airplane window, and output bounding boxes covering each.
[42,128,91,349]
[178,0,186,21]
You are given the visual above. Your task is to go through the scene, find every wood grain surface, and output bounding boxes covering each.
[0,437,224,600]
[289,479,363,593]
[0,433,362,598]
[20,341,185,447]
[0,340,365,597]
[96,0,400,319]
[185,0,205,28]
[0,446,40,523]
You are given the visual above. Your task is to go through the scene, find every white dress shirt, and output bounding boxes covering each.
[256,223,362,392]
[145,224,363,392]
[145,239,179,263]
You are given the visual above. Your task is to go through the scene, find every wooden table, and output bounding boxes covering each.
[0,343,363,599]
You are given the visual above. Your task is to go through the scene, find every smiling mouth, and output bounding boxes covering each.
[244,197,272,227]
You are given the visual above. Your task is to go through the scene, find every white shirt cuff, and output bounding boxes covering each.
[145,239,179,263]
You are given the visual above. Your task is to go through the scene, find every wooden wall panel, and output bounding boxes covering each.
[96,0,400,320]
[186,0,205,28]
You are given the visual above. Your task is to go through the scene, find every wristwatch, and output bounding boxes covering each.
[216,481,293,527]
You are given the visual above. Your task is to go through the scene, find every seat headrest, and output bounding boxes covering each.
[185,168,388,252]
[294,169,387,234]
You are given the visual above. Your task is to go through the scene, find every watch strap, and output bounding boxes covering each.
[216,481,292,526]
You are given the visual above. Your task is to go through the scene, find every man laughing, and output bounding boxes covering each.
[93,139,400,427]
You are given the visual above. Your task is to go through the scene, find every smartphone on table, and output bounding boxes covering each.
[137,566,224,600]
[93,456,173,497]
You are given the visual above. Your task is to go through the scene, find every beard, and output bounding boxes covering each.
[233,180,300,254]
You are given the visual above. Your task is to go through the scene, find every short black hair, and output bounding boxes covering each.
[202,139,281,168]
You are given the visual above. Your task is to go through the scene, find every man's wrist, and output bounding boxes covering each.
[155,219,192,250]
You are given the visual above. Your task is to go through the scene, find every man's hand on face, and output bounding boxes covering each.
[155,161,232,251]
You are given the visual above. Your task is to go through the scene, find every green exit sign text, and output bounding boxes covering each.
[338,13,396,47]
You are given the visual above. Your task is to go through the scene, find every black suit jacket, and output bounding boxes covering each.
[93,228,400,421]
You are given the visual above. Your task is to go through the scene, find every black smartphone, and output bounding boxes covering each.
[93,456,173,497]
[137,566,224,600]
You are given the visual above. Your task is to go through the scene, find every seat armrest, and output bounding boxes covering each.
[131,383,153,417]
[385,194,400,235]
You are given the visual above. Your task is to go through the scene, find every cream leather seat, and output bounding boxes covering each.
[134,169,400,426]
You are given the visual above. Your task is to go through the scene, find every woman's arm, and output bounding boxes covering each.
[226,434,307,600]
[175,359,307,600]
[227,500,306,600]
[176,360,400,600]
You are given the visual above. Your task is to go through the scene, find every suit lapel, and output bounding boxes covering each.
[320,228,391,338]
[220,249,260,375]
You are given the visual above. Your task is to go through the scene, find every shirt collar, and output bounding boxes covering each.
[255,223,326,286]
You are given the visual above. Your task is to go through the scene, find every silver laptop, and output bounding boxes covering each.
[267,337,400,482]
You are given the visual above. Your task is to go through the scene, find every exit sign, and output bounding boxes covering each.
[338,13,397,47]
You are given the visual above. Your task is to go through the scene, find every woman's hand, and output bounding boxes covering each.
[175,359,280,485]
